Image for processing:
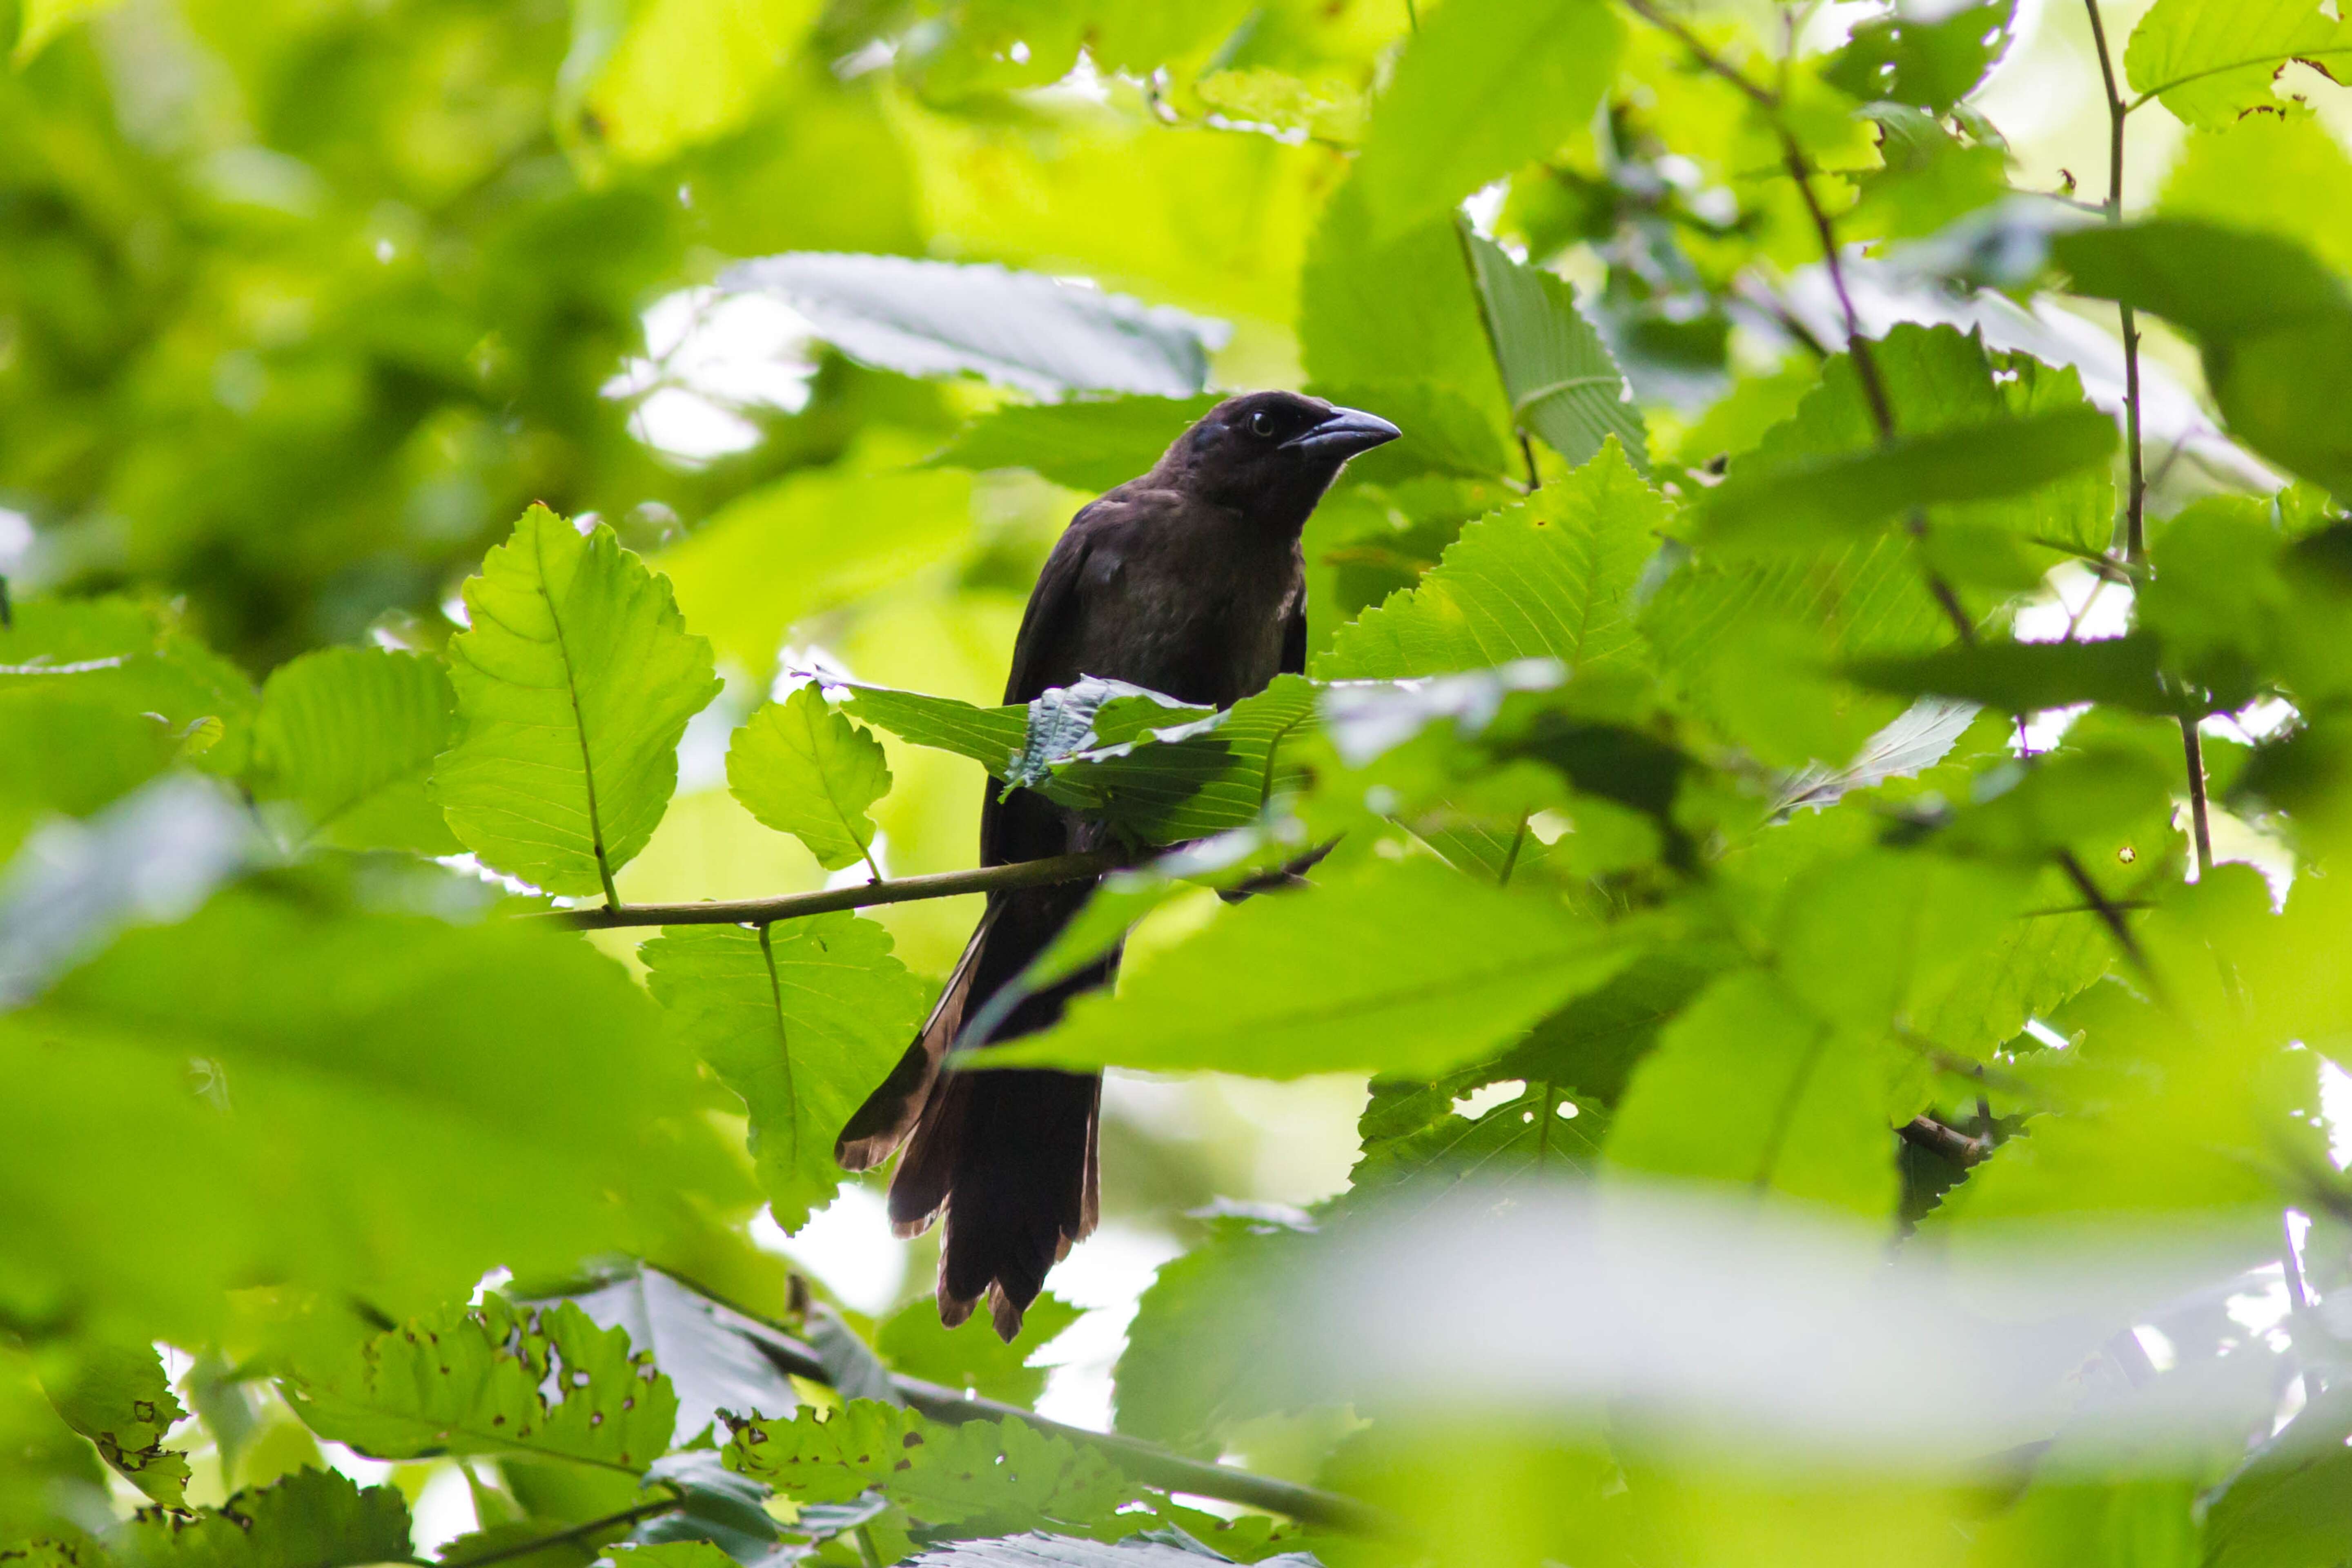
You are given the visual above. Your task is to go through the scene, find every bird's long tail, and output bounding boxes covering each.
[834,880,1116,1339]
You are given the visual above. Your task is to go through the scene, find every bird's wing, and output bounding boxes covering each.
[1279,542,1308,676]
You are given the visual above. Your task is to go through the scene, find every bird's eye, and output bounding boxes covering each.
[1250,410,1277,438]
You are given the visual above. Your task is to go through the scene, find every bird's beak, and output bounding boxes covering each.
[1282,405,1402,457]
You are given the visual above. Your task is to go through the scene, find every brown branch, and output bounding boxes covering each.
[540,851,1128,931]
[2057,849,2150,977]
[678,1276,1397,1535]
[1900,1115,1990,1167]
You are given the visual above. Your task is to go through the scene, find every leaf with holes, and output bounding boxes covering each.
[434,507,720,900]
[285,1296,679,1472]
[42,1341,189,1506]
[116,1466,412,1568]
[2125,0,2352,129]
[641,916,927,1234]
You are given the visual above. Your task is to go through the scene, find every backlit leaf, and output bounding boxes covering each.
[435,507,721,899]
[727,684,892,874]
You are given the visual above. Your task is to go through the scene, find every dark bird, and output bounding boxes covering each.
[835,390,1401,1337]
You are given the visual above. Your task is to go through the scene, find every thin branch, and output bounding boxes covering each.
[1617,0,1781,107]
[2057,849,2150,977]
[440,1492,684,1568]
[2085,0,2213,875]
[657,1270,1397,1535]
[1900,1114,1990,1167]
[1782,143,1893,438]
[543,851,1127,931]
[2182,717,2215,877]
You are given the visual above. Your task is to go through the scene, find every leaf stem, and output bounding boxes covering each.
[541,851,1130,931]
[2084,0,2212,874]
[439,1490,684,1568]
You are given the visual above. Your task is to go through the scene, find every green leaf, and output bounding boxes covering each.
[846,675,1318,845]
[562,1267,806,1441]
[5,878,724,1340]
[876,1292,1082,1408]
[722,254,1220,399]
[927,396,1220,492]
[288,1297,680,1471]
[2055,220,2352,494]
[2202,1372,2352,1568]
[1353,0,1623,241]
[1299,178,1511,445]
[251,647,459,855]
[1694,408,2117,549]
[42,1342,189,1506]
[1318,441,1661,679]
[1461,228,1649,472]
[1772,849,2033,1039]
[839,684,1031,778]
[2161,112,2352,280]
[1845,633,2175,715]
[116,1467,411,1568]
[0,598,258,778]
[641,916,927,1233]
[726,685,891,874]
[580,0,821,163]
[1496,947,1731,1105]
[1824,1,2017,111]
[2124,0,2352,129]
[435,506,721,900]
[726,1404,1134,1532]
[1340,1080,1606,1219]
[0,690,176,862]
[1606,970,1898,1216]
[2054,220,2348,339]
[984,859,1635,1080]
[1113,1212,1314,1455]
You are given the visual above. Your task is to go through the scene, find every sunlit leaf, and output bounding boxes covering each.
[1319,441,1660,679]
[116,1467,410,1568]
[582,0,821,164]
[723,254,1221,399]
[2125,0,2352,129]
[1353,0,1623,241]
[728,685,891,874]
[435,506,721,900]
[641,916,927,1233]
[984,859,1634,1079]
[1461,229,1648,472]
[42,1342,189,1506]
[289,1297,679,1471]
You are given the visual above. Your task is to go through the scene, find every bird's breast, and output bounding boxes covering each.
[1069,533,1293,709]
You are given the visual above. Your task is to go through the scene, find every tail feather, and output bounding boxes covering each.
[834,882,1117,1340]
[835,905,996,1173]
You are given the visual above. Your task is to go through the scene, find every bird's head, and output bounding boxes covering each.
[1162,391,1401,528]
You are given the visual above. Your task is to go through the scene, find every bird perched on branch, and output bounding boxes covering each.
[835,391,1401,1338]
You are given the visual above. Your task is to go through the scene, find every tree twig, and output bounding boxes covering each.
[541,851,1129,931]
[439,1492,685,1568]
[1900,1114,1990,1167]
[2057,849,2149,977]
[668,1274,1396,1535]
[2083,0,2213,875]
